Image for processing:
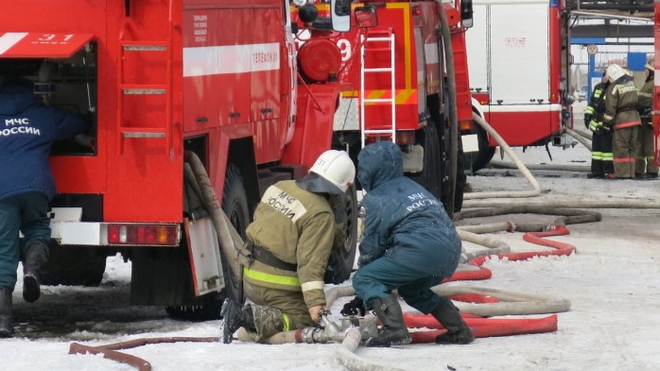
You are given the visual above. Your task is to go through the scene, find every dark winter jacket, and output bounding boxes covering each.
[356,141,462,277]
[0,77,92,201]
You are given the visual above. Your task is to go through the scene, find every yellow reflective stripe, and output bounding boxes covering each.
[282,314,291,331]
[301,280,324,292]
[243,267,301,287]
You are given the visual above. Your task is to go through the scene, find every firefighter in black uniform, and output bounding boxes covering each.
[584,72,613,178]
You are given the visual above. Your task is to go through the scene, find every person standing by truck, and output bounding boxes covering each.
[602,64,642,179]
[0,74,93,338]
[584,72,613,179]
[220,149,355,344]
[635,60,658,179]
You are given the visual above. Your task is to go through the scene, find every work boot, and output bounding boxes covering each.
[431,298,474,345]
[0,287,13,338]
[220,299,255,344]
[365,294,411,347]
[23,242,49,303]
[646,173,658,179]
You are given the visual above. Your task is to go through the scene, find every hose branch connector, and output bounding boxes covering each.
[300,310,348,343]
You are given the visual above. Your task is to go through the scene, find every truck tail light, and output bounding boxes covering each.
[107,224,180,245]
[459,120,473,131]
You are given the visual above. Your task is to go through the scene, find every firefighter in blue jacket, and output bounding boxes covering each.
[341,140,474,347]
[0,75,92,337]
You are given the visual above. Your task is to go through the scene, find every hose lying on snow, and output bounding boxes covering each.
[467,113,542,199]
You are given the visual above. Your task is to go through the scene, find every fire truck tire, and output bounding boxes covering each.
[471,124,495,172]
[218,164,247,303]
[323,183,358,284]
[406,124,443,202]
[39,242,107,287]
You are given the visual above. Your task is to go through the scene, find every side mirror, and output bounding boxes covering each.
[331,0,351,32]
[461,0,473,28]
[354,5,378,28]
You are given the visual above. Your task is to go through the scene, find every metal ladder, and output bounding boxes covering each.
[359,29,396,148]
[116,11,174,155]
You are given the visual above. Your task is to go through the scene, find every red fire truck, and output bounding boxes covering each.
[466,0,574,170]
[325,0,475,213]
[655,1,660,166]
[0,0,361,320]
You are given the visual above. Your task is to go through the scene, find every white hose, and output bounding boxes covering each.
[466,113,542,199]
[334,328,410,371]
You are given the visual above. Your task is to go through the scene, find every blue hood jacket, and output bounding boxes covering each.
[0,78,92,201]
[357,141,461,277]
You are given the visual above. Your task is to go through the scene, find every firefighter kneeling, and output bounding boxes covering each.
[221,150,355,343]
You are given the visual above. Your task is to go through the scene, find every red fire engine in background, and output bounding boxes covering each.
[324,0,476,213]
[654,0,660,166]
[466,0,574,170]
[0,0,362,320]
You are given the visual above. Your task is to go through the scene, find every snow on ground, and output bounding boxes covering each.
[2,116,660,370]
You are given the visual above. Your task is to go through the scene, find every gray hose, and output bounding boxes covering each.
[564,127,592,151]
[184,151,247,282]
[487,160,590,173]
[437,1,458,214]
[466,113,542,199]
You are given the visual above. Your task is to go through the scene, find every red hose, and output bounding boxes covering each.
[446,225,575,282]
[68,337,218,371]
[407,314,558,343]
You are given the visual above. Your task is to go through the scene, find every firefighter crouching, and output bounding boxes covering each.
[0,75,93,338]
[221,150,356,343]
[584,72,614,179]
[634,60,658,179]
[602,64,642,180]
[341,141,474,347]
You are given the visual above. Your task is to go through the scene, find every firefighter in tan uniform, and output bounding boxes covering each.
[221,150,355,343]
[602,64,642,179]
[635,60,658,179]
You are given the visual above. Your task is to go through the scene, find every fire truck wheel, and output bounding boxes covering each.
[323,183,358,284]
[470,123,495,172]
[38,243,107,287]
[407,124,443,201]
[218,164,247,303]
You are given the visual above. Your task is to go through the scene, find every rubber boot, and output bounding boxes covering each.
[365,294,411,347]
[0,287,13,338]
[431,298,474,345]
[220,299,256,344]
[23,242,49,303]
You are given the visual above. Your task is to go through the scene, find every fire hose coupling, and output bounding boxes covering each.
[300,310,352,343]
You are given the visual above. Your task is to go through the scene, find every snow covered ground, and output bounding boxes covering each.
[3,113,660,370]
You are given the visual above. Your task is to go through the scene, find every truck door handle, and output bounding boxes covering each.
[261,108,272,114]
[229,112,241,118]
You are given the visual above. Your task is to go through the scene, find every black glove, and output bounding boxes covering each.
[584,114,592,129]
[340,297,366,317]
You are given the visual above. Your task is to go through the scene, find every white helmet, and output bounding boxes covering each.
[606,64,627,82]
[309,150,356,193]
